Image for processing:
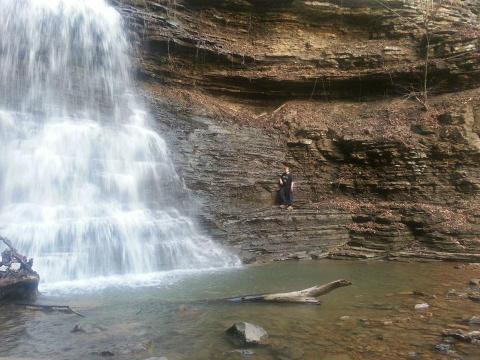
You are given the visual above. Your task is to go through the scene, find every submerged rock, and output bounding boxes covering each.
[226,322,268,347]
[72,322,106,334]
[99,350,114,357]
[118,341,153,356]
[435,343,454,354]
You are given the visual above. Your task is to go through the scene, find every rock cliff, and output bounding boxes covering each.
[115,0,480,262]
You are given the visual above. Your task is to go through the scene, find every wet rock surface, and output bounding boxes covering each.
[149,89,480,263]
[150,99,352,262]
[113,0,480,262]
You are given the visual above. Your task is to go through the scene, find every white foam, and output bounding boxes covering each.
[40,266,241,296]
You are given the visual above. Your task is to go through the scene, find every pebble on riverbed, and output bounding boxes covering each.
[469,278,480,287]
[469,316,480,324]
[435,343,455,355]
[414,303,429,311]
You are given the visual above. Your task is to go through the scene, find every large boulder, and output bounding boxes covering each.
[226,322,268,346]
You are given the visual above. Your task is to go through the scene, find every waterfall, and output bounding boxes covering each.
[0,0,239,286]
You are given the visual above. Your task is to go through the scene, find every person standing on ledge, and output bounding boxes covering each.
[278,165,294,210]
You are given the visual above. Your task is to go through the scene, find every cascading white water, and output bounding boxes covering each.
[0,0,239,285]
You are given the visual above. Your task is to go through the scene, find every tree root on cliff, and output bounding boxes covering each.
[15,303,85,317]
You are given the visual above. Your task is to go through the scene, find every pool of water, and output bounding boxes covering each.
[1,260,480,359]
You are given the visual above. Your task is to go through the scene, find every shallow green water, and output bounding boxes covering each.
[1,260,480,359]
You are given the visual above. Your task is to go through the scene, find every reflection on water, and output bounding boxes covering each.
[1,260,480,359]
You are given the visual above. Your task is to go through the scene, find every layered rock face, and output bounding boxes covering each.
[119,0,479,98]
[116,0,480,262]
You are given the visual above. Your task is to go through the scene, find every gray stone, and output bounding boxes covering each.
[469,316,480,324]
[226,322,268,346]
[469,295,480,303]
[99,350,114,357]
[414,303,429,311]
[435,343,453,354]
[469,278,480,287]
[443,329,480,343]
[72,322,106,334]
[238,250,257,264]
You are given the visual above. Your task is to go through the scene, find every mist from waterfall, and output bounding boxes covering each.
[0,0,239,287]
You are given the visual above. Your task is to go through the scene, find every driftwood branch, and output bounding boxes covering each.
[0,236,39,301]
[0,236,33,271]
[223,279,352,305]
[15,303,85,317]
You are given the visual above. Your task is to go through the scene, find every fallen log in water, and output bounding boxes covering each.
[153,280,352,307]
[222,279,352,305]
[0,236,34,271]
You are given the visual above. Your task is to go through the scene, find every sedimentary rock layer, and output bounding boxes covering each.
[116,0,480,262]
[118,0,480,99]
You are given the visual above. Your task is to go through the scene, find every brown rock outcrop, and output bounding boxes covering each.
[115,0,480,262]
[118,0,480,99]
